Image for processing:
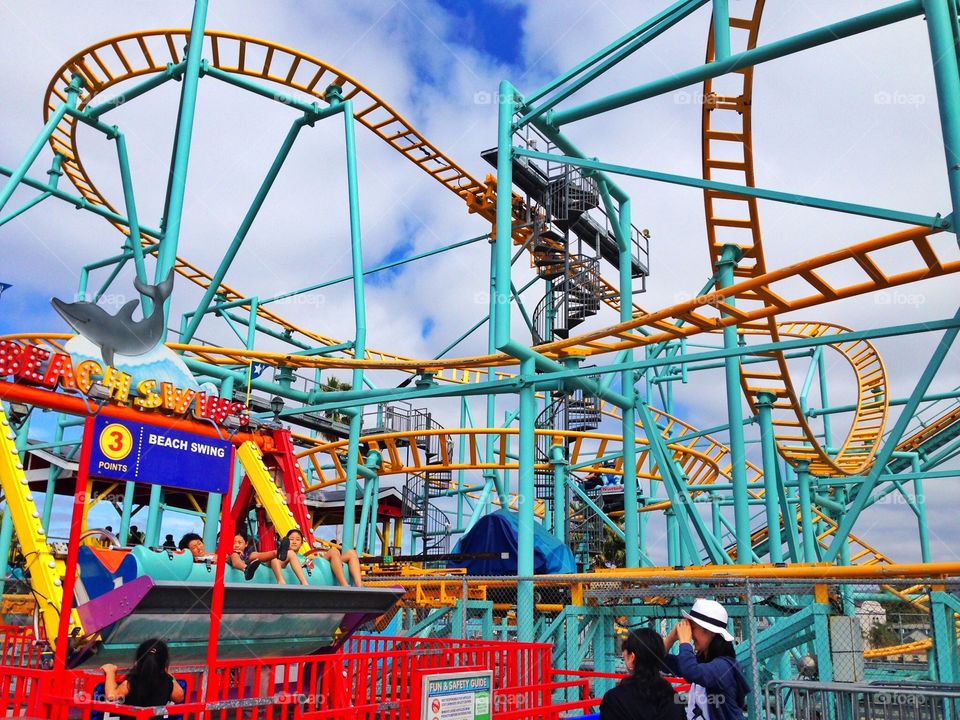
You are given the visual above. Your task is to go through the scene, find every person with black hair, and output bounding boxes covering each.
[100,638,185,708]
[230,530,287,582]
[600,628,684,719]
[274,528,311,586]
[178,532,217,561]
[162,534,176,550]
[664,599,750,720]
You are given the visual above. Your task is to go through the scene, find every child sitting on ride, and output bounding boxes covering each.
[309,535,363,587]
[274,528,311,586]
[178,532,216,562]
[230,529,308,585]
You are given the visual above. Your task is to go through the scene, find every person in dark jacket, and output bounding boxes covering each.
[663,599,750,720]
[600,628,684,720]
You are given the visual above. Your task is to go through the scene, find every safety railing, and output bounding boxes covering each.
[764,680,960,719]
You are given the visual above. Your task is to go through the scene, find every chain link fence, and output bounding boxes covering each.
[363,574,960,719]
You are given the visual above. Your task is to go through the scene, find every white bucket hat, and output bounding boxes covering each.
[682,598,735,642]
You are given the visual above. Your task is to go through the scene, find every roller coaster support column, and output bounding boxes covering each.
[755,392,783,563]
[356,452,383,555]
[716,244,751,563]
[930,588,960,684]
[712,0,731,62]
[610,186,640,568]
[549,443,567,542]
[484,82,515,511]
[824,306,960,562]
[156,0,207,295]
[796,462,817,562]
[517,357,536,643]
[0,75,81,216]
[922,0,960,232]
[335,87,369,552]
[202,375,234,548]
[145,485,163,547]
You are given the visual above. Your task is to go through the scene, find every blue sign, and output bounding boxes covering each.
[88,415,232,493]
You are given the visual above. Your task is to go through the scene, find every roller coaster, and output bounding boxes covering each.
[1,1,960,717]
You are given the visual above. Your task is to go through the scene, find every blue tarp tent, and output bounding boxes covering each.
[449,510,576,575]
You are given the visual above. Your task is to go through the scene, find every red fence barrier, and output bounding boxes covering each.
[0,627,588,719]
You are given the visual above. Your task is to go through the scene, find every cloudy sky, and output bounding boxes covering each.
[0,1,957,564]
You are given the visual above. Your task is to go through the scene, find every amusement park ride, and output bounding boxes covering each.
[1,0,960,717]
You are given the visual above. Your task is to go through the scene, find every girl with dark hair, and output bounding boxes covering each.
[600,628,684,720]
[664,599,750,720]
[101,638,185,707]
[274,528,310,586]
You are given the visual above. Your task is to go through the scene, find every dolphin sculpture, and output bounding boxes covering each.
[51,271,175,368]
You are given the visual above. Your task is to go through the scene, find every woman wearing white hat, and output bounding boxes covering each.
[663,599,750,720]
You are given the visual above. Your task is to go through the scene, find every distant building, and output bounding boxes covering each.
[856,600,886,637]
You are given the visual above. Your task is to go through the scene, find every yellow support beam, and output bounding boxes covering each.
[236,440,299,541]
[0,403,79,644]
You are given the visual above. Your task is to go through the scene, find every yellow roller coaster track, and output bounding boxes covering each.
[41,29,644,389]
[701,1,893,476]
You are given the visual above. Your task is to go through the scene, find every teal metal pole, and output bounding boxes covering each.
[118,479,135,546]
[550,1,924,126]
[493,80,517,350]
[259,232,486,307]
[41,416,66,529]
[0,75,82,215]
[114,131,150,306]
[87,61,187,118]
[756,392,783,563]
[518,0,707,127]
[0,162,159,237]
[617,197,640,568]
[796,462,817,562]
[512,147,944,229]
[549,443,567,542]
[0,190,51,226]
[921,0,960,229]
[156,0,208,285]
[145,484,163,547]
[815,348,834,448]
[181,116,309,343]
[665,508,679,566]
[913,470,931,563]
[712,0,731,62]
[485,81,517,510]
[202,375,233,547]
[517,357,536,643]
[337,93,368,552]
[716,245,751,562]
[0,507,12,607]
